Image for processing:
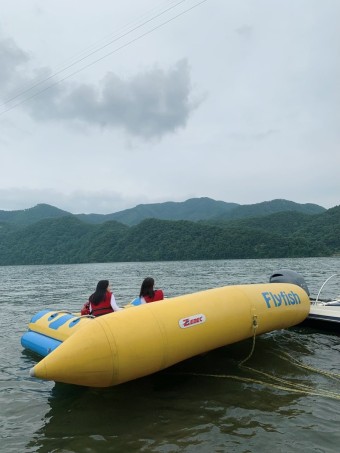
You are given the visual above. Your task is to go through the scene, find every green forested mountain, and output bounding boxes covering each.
[0,203,70,226]
[89,197,239,225]
[208,206,340,251]
[0,222,17,235]
[0,216,94,264]
[214,199,325,221]
[292,205,340,251]
[205,211,315,235]
[77,198,325,225]
[0,197,326,227]
[0,205,338,265]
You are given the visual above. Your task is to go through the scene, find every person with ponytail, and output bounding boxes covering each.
[81,280,121,316]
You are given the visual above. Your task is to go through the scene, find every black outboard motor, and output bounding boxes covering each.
[269,269,310,296]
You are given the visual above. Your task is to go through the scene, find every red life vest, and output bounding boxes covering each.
[144,289,164,303]
[80,302,90,316]
[90,291,114,317]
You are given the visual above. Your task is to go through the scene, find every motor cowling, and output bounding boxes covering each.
[269,269,310,296]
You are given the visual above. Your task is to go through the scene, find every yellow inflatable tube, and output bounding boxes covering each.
[29,283,309,387]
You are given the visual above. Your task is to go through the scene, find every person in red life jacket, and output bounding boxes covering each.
[81,280,121,317]
[139,277,164,303]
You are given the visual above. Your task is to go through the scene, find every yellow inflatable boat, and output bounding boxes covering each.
[26,282,310,387]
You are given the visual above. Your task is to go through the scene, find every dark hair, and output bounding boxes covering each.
[89,280,109,305]
[139,277,155,298]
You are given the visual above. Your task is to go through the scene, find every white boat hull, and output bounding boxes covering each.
[308,301,340,325]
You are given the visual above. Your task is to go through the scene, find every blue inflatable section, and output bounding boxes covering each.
[131,297,144,306]
[31,309,51,323]
[21,331,61,357]
[49,313,75,330]
[131,297,141,306]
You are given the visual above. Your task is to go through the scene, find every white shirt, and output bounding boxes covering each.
[110,293,122,311]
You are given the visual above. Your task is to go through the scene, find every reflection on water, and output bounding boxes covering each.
[25,331,340,453]
[1,258,340,453]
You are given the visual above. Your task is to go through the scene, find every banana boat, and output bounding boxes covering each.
[25,282,310,387]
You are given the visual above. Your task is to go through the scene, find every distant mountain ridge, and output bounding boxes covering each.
[214,199,325,221]
[0,204,70,227]
[0,198,326,227]
[0,205,339,266]
[77,198,240,225]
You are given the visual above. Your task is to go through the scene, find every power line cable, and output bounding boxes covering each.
[55,0,187,66]
[1,0,208,116]
[0,0,191,108]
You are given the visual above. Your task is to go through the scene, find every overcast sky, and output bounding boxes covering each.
[1,0,339,214]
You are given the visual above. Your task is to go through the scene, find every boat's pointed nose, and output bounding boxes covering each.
[28,318,116,387]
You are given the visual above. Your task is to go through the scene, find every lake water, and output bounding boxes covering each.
[1,258,340,453]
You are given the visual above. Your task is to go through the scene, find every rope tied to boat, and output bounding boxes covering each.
[171,371,340,401]
[167,313,340,401]
[277,351,340,382]
[172,341,340,401]
[238,313,258,367]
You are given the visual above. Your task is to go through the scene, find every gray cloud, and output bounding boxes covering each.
[0,32,199,140]
[0,35,29,92]
[28,60,198,139]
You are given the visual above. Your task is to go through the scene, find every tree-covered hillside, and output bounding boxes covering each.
[0,207,337,265]
[215,199,325,221]
[0,204,70,226]
[99,197,240,225]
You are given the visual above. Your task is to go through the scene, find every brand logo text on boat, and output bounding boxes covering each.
[179,314,206,328]
[261,291,301,308]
